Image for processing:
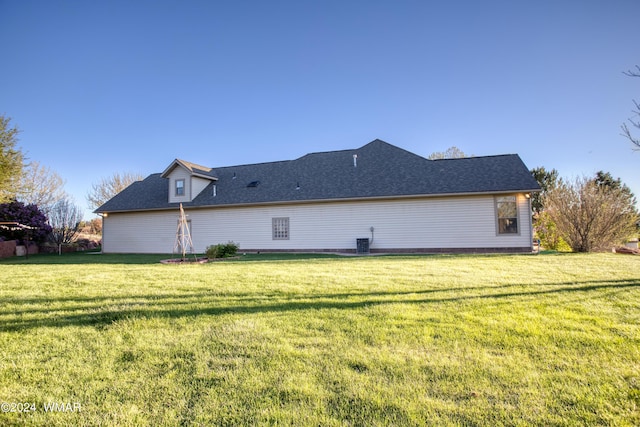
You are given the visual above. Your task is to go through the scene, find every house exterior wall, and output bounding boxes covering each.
[101,194,533,254]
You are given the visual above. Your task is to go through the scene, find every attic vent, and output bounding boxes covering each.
[247,180,260,188]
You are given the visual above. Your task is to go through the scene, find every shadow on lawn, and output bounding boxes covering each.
[0,252,181,265]
[1,279,638,332]
[0,252,357,265]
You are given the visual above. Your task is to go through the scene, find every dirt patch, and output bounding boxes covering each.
[613,247,640,255]
[160,257,209,264]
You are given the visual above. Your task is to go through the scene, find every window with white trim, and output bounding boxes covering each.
[272,217,289,240]
[175,179,185,196]
[496,195,519,234]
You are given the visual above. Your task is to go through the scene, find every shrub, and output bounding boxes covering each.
[206,241,239,259]
[534,211,571,252]
[544,176,639,252]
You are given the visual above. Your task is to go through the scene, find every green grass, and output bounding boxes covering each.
[0,252,639,426]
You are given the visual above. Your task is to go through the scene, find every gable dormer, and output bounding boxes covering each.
[161,159,217,203]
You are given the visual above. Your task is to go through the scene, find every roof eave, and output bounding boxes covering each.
[191,172,218,181]
[96,188,541,214]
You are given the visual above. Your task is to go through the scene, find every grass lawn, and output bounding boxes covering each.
[0,252,638,426]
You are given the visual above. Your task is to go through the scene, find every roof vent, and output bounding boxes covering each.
[353,154,358,167]
[247,180,260,188]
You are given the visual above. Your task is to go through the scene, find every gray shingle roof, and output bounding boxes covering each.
[95,139,540,213]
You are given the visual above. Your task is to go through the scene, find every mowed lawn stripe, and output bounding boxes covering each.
[0,253,638,426]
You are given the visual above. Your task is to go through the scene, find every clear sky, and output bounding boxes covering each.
[2,0,639,219]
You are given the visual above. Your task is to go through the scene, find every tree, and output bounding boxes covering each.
[17,161,67,214]
[530,166,559,215]
[48,198,83,255]
[0,200,52,243]
[621,65,640,150]
[593,170,636,198]
[543,174,638,252]
[428,146,467,160]
[78,217,102,235]
[0,115,24,203]
[530,167,563,250]
[86,172,143,211]
[593,170,639,230]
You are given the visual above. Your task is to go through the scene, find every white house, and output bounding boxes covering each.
[96,139,540,254]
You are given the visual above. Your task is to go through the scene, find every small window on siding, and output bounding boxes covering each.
[272,217,289,240]
[175,179,185,196]
[496,195,519,234]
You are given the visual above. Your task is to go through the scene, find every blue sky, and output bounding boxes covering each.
[2,0,639,219]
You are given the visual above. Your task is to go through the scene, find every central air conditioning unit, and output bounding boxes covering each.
[356,238,370,254]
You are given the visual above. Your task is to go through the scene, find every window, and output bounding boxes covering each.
[496,195,519,234]
[175,179,185,196]
[272,217,289,240]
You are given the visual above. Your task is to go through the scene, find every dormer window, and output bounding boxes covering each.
[162,159,217,203]
[175,179,185,196]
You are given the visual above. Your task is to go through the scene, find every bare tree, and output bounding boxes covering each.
[0,115,24,203]
[621,65,640,150]
[86,172,143,211]
[17,161,67,213]
[428,146,467,160]
[48,198,83,255]
[544,175,638,252]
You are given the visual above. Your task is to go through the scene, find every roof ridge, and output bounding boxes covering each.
[213,159,293,170]
[176,158,212,172]
[295,139,410,159]
[296,148,355,160]
[181,139,402,170]
[430,153,519,161]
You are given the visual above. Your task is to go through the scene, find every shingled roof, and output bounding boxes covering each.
[95,139,540,213]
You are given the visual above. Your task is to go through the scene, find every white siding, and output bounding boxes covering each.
[102,194,533,253]
[103,211,178,253]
